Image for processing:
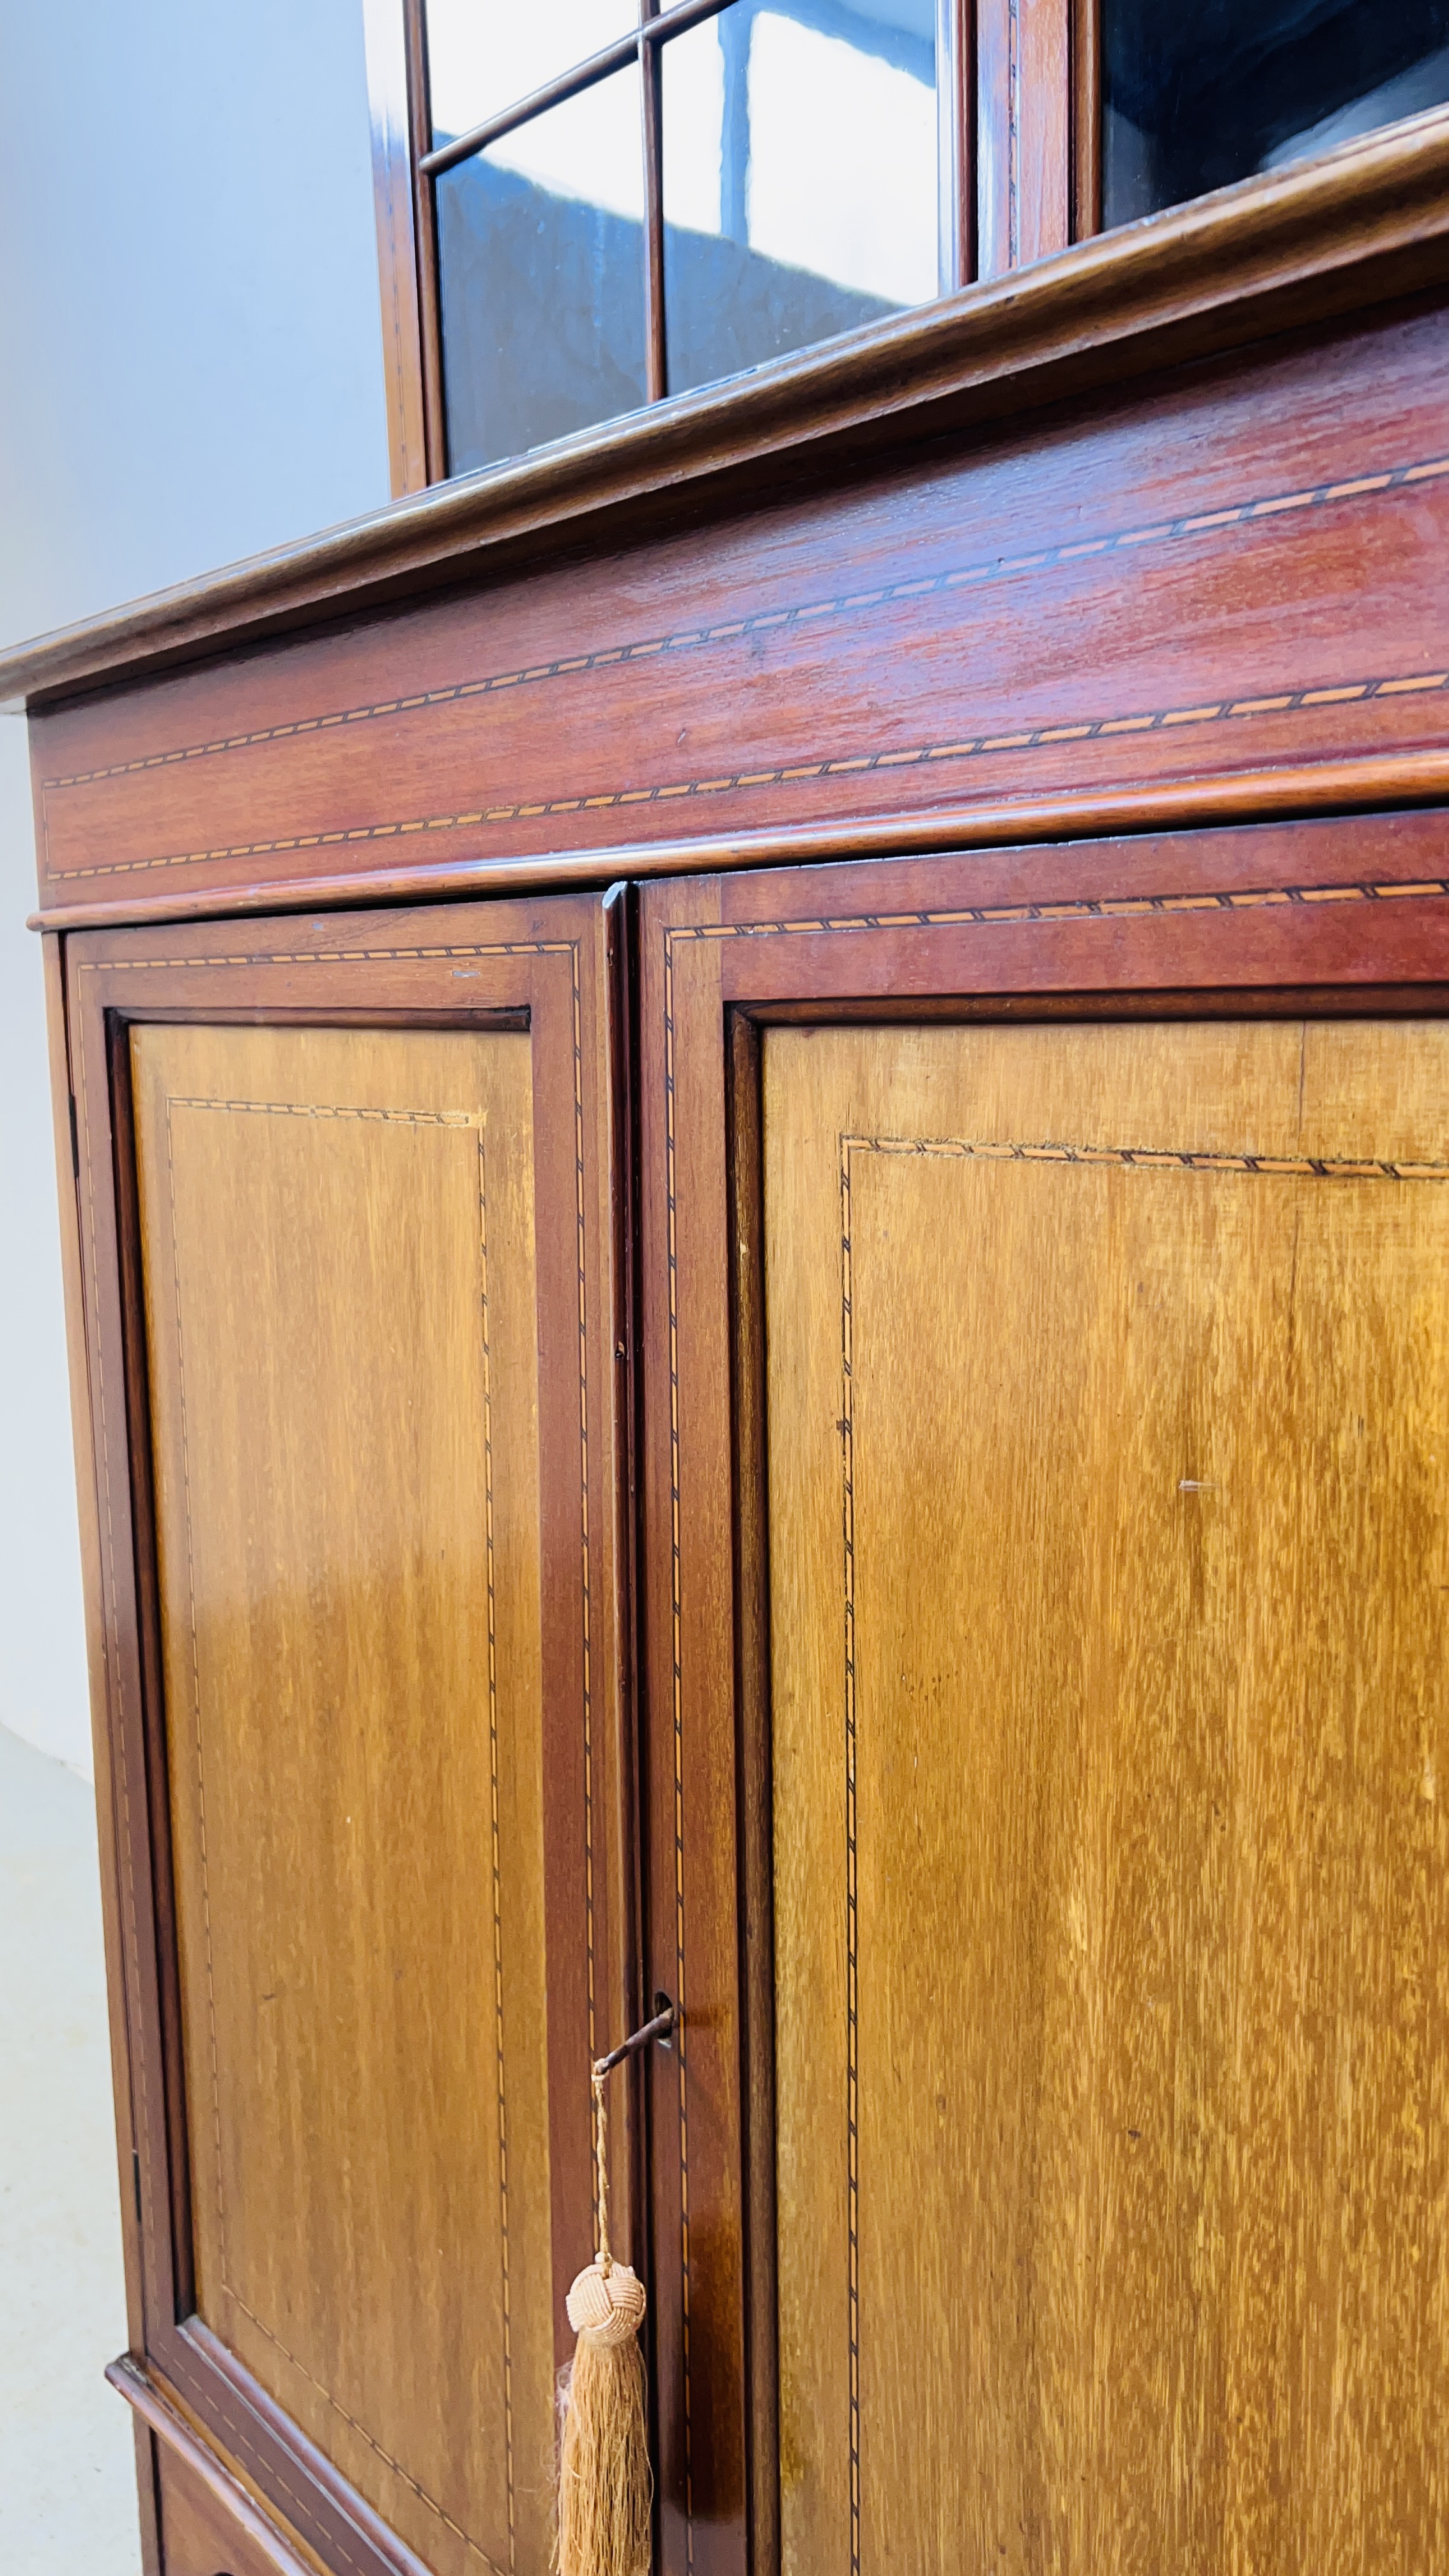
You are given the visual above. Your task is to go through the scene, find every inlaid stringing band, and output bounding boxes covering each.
[79,939,594,2576]
[42,652,1449,882]
[43,452,1449,796]
[835,1124,1449,2576]
[161,1095,509,2573]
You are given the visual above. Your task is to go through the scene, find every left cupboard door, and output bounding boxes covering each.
[61,898,636,2576]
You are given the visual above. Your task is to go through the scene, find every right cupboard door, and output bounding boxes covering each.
[765,1015,1449,2576]
[638,825,1449,2576]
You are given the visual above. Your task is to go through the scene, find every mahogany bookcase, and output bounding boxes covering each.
[6,112,1449,2576]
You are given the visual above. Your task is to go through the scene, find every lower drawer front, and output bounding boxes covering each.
[155,2438,310,2576]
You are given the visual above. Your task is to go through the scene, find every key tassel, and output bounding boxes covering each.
[556,2062,652,2576]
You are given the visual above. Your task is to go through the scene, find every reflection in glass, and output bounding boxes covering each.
[661,0,939,399]
[1103,0,1449,229]
[438,73,646,473]
[425,0,640,144]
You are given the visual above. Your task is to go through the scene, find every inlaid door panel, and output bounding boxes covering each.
[636,836,1449,2576]
[763,1018,1449,2576]
[131,1022,551,2576]
[67,898,632,2576]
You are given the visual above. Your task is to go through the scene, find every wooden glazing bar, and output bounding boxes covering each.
[1072,0,1101,239]
[418,0,733,181]
[402,0,447,483]
[1017,0,1072,262]
[977,0,1072,272]
[419,29,643,176]
[642,0,668,403]
[640,0,735,46]
[938,0,975,291]
[975,0,1011,275]
[360,0,430,494]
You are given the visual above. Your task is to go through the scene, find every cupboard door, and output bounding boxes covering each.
[132,1020,553,2573]
[68,900,634,2576]
[765,1016,1449,2576]
[637,830,1449,2576]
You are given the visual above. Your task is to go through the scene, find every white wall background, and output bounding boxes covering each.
[0,0,391,1774]
[0,6,388,2564]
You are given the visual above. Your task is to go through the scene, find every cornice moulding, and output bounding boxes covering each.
[6,106,1449,708]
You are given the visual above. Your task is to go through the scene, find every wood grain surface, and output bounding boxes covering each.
[977,0,1073,277]
[157,2444,301,2576]
[8,105,1449,719]
[637,848,1449,2576]
[361,0,431,503]
[763,1016,1449,2576]
[150,2417,325,2576]
[130,1022,553,2576]
[28,297,1449,919]
[40,932,152,2357]
[65,898,630,2576]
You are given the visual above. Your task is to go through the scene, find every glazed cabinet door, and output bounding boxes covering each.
[65,896,636,2576]
[638,822,1449,2576]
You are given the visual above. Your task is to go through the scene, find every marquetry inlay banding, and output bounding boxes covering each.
[84,939,598,2576]
[836,1120,1449,2576]
[160,1093,510,2573]
[40,446,1449,804]
[43,648,1449,885]
[661,878,1449,2575]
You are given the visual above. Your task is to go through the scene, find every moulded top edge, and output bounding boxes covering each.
[6,107,1449,711]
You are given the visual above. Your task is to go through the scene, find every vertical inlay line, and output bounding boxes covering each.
[80,1040,159,2318]
[164,1096,230,2280]
[571,947,602,2198]
[158,1096,516,2563]
[663,927,694,2566]
[477,1124,517,2572]
[839,1137,861,2576]
[825,1120,1449,2576]
[88,956,595,2574]
[1008,0,1021,266]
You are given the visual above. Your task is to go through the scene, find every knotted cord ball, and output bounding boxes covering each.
[567,2259,647,2349]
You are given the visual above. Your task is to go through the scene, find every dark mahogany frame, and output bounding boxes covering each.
[55,893,643,2576]
[636,804,1449,2576]
[364,0,1114,498]
[10,95,1449,2576]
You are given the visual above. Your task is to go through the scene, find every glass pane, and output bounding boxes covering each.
[1103,0,1449,229]
[427,0,640,144]
[437,71,647,473]
[661,0,939,401]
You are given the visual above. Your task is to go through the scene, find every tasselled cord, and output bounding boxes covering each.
[592,2064,612,2276]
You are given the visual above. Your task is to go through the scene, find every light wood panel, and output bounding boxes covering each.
[132,1022,553,2576]
[764,1016,1449,2576]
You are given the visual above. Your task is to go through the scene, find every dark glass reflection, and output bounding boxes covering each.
[661,0,939,399]
[1103,0,1449,228]
[437,73,646,474]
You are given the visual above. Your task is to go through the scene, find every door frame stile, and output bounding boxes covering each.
[63,896,629,2576]
[725,1011,781,2576]
[636,803,1449,2576]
